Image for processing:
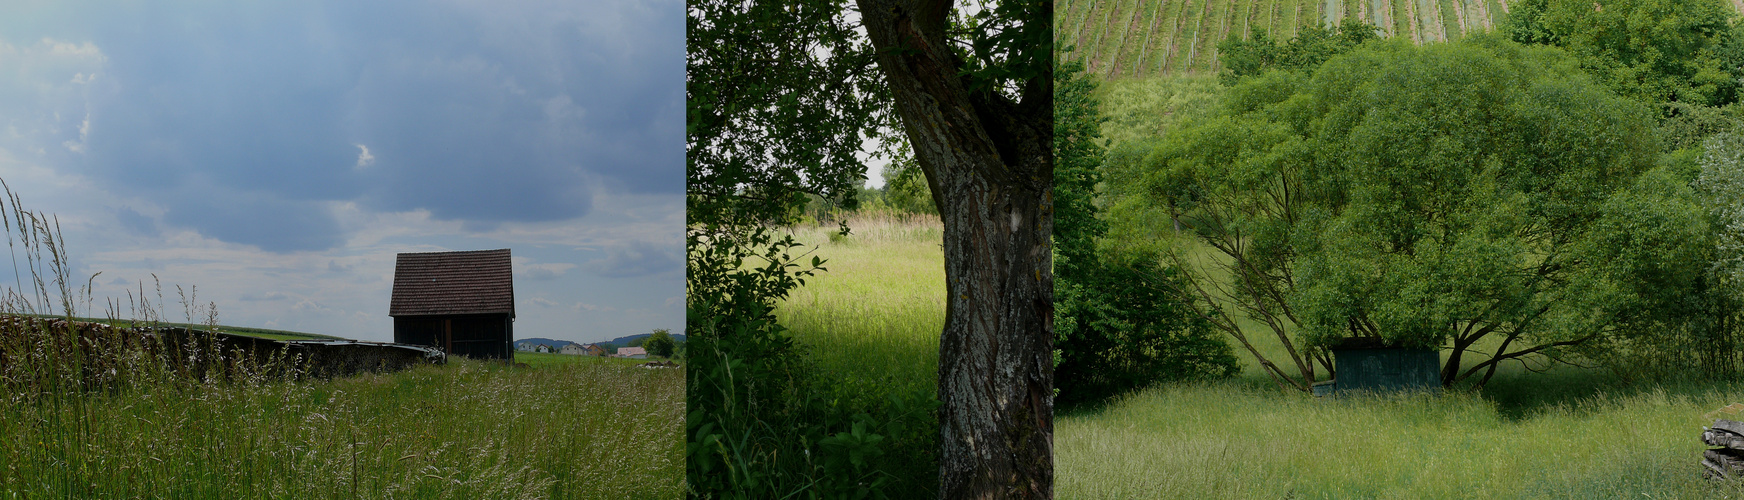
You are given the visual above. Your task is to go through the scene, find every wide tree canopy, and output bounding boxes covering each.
[1146,36,1710,390]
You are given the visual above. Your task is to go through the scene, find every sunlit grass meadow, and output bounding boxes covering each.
[768,207,1744,498]
[773,212,947,495]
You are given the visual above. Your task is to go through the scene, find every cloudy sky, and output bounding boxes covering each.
[0,0,682,344]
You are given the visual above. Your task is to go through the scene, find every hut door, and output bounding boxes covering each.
[443,319,453,353]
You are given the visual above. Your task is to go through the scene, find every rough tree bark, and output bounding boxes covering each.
[856,0,1054,497]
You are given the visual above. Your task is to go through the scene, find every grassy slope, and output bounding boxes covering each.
[1,358,683,498]
[1051,73,1744,498]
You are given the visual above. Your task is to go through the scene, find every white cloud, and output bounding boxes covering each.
[61,114,89,153]
[0,37,108,165]
[354,143,374,168]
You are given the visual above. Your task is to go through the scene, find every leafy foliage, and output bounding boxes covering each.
[1504,0,1744,108]
[686,0,899,495]
[687,0,893,232]
[687,227,905,497]
[686,0,938,495]
[1145,37,1708,389]
[1051,55,1237,408]
[878,156,936,216]
[645,328,676,358]
[1216,18,1382,86]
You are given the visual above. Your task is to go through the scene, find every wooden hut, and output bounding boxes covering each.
[390,249,515,360]
[1314,337,1440,395]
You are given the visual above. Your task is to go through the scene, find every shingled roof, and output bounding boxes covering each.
[390,249,515,318]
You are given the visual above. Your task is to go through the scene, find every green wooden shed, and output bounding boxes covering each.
[1313,337,1440,396]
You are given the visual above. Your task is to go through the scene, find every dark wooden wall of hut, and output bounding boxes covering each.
[394,313,512,360]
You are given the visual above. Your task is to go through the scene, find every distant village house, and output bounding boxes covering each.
[617,346,647,359]
[559,343,586,355]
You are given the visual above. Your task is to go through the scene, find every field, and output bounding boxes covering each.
[779,207,1744,497]
[1,352,684,498]
[772,213,948,496]
[1055,376,1744,498]
[1055,0,1514,78]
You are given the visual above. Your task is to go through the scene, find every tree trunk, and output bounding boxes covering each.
[856,1,1054,498]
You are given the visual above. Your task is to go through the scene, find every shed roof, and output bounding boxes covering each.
[390,249,515,317]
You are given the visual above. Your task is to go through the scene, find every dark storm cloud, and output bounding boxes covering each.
[6,0,682,252]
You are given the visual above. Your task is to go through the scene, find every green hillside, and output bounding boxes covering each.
[1057,0,1516,78]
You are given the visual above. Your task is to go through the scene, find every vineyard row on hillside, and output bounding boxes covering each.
[1057,0,1514,78]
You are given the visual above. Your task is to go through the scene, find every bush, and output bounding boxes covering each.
[1054,255,1240,409]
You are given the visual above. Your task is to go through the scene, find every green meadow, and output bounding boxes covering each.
[779,204,1744,498]
[1,353,683,499]
[773,213,948,496]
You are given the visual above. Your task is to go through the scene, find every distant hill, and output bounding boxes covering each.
[516,334,686,349]
[605,333,687,347]
[516,338,577,349]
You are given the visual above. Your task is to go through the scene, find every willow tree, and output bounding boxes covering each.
[1146,36,1708,391]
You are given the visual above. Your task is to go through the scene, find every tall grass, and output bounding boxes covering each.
[2,359,684,499]
[784,207,1744,498]
[0,183,683,498]
[1057,378,1744,499]
[773,211,947,496]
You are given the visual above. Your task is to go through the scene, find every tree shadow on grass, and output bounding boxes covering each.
[1468,363,1744,421]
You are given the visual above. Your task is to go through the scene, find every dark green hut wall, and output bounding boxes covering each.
[1332,348,1439,392]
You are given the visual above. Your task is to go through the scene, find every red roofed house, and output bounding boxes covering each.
[390,249,515,360]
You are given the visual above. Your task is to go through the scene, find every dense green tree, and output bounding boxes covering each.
[1146,37,1708,390]
[1683,133,1744,375]
[644,329,676,359]
[879,154,936,216]
[1504,0,1742,108]
[1052,55,1237,408]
